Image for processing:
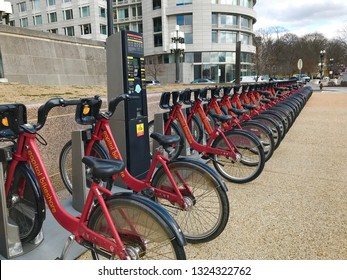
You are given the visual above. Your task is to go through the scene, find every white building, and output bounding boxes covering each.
[0,0,12,24]
[6,0,257,83]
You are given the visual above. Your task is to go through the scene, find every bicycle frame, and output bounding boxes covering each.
[5,129,131,259]
[165,100,239,161]
[84,116,191,209]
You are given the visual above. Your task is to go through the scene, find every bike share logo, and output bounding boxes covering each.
[28,149,57,213]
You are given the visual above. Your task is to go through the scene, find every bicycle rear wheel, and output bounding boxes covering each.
[7,163,45,243]
[151,160,229,243]
[212,129,265,183]
[88,194,186,260]
[59,140,110,194]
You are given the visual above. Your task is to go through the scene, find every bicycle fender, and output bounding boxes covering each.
[240,119,273,135]
[171,157,228,193]
[107,192,187,247]
[223,128,263,148]
[18,163,46,222]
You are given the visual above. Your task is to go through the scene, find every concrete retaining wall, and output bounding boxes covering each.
[0,25,107,85]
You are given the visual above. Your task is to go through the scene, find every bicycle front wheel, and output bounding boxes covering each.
[59,140,110,194]
[240,120,275,162]
[88,195,186,260]
[7,163,45,243]
[212,129,265,183]
[151,160,229,243]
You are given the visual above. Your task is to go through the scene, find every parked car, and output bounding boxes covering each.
[145,80,160,86]
[190,78,216,84]
[291,74,310,83]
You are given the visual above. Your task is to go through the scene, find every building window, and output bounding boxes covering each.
[153,17,162,32]
[63,9,73,20]
[176,1,192,5]
[99,7,106,18]
[63,26,75,36]
[153,0,161,10]
[220,14,237,27]
[185,33,193,44]
[46,0,56,6]
[48,28,58,34]
[220,31,237,43]
[18,2,27,13]
[212,31,218,43]
[241,16,251,29]
[79,6,90,18]
[48,12,57,23]
[63,0,71,2]
[20,17,28,27]
[177,14,192,26]
[100,24,107,35]
[212,13,217,26]
[118,8,129,21]
[154,34,162,47]
[33,15,42,25]
[32,0,40,10]
[241,33,251,45]
[240,0,253,8]
[220,0,238,4]
[80,23,91,35]
[118,24,130,31]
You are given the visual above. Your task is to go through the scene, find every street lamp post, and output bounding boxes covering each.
[329,58,334,78]
[319,50,326,80]
[170,25,185,83]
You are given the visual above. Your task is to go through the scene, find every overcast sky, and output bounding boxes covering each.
[253,0,347,39]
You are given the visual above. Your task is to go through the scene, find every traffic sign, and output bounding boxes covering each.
[297,59,303,70]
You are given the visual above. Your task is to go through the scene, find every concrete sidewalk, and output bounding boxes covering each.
[186,89,347,260]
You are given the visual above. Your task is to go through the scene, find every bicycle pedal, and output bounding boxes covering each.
[141,188,155,198]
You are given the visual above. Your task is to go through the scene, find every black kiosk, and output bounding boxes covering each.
[106,31,150,186]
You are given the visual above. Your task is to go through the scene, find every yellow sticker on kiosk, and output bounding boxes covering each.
[136,123,144,137]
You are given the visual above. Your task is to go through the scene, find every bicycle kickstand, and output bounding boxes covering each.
[55,235,75,260]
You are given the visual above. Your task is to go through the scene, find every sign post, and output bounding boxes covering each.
[297,59,303,76]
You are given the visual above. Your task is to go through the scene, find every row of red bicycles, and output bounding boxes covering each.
[148,80,312,184]
[0,80,312,260]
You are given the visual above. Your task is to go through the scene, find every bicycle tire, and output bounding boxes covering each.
[240,120,275,162]
[88,194,186,260]
[211,129,265,183]
[7,163,45,243]
[59,140,110,194]
[187,114,203,144]
[252,114,282,149]
[151,159,229,243]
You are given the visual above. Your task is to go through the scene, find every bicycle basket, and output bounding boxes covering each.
[0,104,27,137]
[75,97,102,125]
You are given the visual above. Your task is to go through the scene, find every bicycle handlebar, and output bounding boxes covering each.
[35,98,82,131]
[107,94,139,117]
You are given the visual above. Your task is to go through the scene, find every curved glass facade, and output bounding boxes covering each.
[143,0,257,83]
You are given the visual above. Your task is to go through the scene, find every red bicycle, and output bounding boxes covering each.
[0,100,186,259]
[149,90,265,184]
[183,87,275,162]
[59,95,230,244]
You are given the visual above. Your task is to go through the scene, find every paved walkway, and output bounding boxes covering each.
[185,87,347,259]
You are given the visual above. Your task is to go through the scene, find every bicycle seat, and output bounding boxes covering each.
[150,132,180,147]
[242,103,257,110]
[82,156,125,180]
[209,112,233,123]
[229,107,248,116]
